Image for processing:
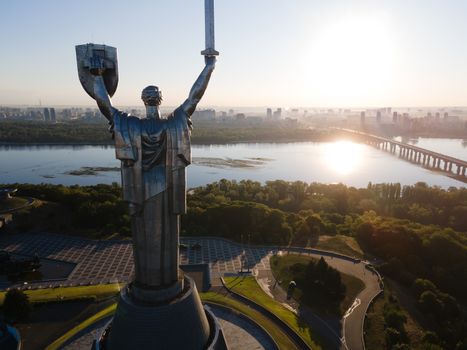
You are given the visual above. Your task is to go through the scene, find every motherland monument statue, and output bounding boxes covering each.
[76,46,215,303]
[76,1,227,349]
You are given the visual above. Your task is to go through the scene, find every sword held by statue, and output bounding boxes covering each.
[201,0,219,56]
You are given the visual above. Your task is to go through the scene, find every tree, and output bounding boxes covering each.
[384,308,407,331]
[3,289,32,322]
[418,291,443,320]
[385,327,403,348]
[303,257,345,300]
[356,221,375,246]
[291,220,311,246]
[422,331,440,346]
[412,279,437,299]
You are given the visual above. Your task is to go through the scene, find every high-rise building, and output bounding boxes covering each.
[50,108,56,122]
[266,108,272,119]
[360,111,366,124]
[193,109,216,121]
[43,108,50,122]
[272,108,282,120]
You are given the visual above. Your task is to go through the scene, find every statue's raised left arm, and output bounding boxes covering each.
[181,56,216,117]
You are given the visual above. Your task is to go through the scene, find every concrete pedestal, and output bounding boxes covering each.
[97,276,227,350]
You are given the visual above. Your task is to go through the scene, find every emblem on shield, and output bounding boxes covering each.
[75,43,119,98]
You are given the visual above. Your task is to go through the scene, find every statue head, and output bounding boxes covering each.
[141,85,163,107]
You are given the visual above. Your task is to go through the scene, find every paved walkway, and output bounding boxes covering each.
[208,304,277,350]
[62,318,109,350]
[256,250,381,350]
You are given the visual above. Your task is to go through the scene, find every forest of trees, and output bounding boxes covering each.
[288,257,346,302]
[0,120,334,145]
[0,121,112,144]
[9,183,130,236]
[4,180,467,348]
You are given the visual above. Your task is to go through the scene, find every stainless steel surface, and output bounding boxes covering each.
[201,0,219,56]
[106,277,211,350]
[76,44,118,99]
[76,43,216,300]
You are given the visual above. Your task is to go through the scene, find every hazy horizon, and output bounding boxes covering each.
[2,104,467,112]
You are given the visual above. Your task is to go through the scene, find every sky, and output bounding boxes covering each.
[1,0,467,108]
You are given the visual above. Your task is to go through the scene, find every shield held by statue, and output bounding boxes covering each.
[75,43,119,98]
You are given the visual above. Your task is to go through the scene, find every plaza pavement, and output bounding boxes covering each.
[0,233,271,289]
[0,233,134,288]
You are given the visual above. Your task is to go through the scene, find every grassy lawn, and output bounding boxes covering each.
[45,303,117,350]
[200,291,299,350]
[224,276,322,350]
[315,235,364,258]
[0,283,122,305]
[270,254,364,317]
[0,197,29,212]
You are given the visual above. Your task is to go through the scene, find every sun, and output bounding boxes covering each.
[323,141,363,175]
[303,13,398,106]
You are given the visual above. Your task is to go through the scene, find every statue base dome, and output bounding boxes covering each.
[93,276,228,350]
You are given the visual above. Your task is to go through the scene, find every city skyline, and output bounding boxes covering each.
[2,0,467,107]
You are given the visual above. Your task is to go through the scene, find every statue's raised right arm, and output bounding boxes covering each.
[88,56,116,122]
[181,56,216,116]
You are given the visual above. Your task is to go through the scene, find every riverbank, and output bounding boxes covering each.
[0,120,338,145]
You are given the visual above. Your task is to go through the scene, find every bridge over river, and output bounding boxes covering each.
[337,129,467,182]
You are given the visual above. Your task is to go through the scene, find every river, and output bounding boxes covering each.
[0,139,465,188]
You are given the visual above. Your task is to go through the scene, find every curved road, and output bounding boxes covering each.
[254,249,381,350]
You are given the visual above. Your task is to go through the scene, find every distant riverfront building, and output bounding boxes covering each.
[266,108,272,119]
[193,108,216,121]
[43,108,50,122]
[50,108,56,122]
[272,108,282,120]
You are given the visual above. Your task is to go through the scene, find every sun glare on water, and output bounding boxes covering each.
[324,141,363,176]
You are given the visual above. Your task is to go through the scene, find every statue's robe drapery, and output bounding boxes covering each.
[112,107,191,288]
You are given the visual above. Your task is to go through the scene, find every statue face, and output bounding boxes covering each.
[141,85,163,106]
